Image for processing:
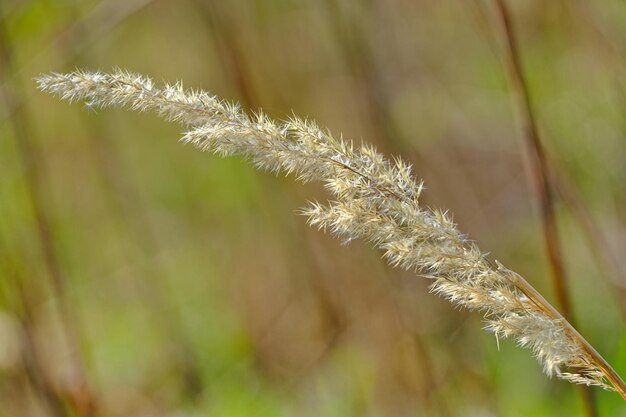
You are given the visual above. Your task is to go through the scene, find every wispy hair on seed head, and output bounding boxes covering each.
[36,69,626,395]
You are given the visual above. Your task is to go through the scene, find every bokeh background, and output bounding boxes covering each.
[1,0,626,416]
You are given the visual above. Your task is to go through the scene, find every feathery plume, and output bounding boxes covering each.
[36,69,626,397]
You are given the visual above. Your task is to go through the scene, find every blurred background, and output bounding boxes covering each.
[1,0,626,416]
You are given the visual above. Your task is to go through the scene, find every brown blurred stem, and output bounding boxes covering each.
[322,0,402,157]
[0,5,98,417]
[493,0,616,409]
[194,0,346,372]
[194,1,260,109]
[52,1,205,401]
[493,0,573,321]
[320,1,452,411]
[0,237,70,417]
[551,169,626,317]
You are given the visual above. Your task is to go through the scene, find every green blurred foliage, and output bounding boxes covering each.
[1,0,626,416]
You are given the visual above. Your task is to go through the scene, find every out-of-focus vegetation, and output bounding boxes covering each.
[1,1,626,416]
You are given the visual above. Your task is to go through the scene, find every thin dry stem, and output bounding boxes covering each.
[493,0,604,410]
